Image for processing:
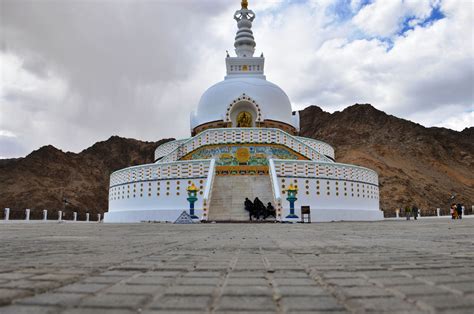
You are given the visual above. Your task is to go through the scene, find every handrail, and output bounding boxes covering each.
[109,159,212,187]
[295,136,335,159]
[110,158,211,176]
[203,159,216,201]
[271,159,379,186]
[268,158,282,222]
[154,138,189,161]
[158,127,333,164]
[202,159,216,221]
[268,159,281,201]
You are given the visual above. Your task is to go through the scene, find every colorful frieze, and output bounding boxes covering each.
[215,165,269,176]
[180,144,307,167]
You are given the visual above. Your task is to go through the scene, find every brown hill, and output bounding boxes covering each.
[0,104,472,218]
[0,137,171,219]
[299,104,474,215]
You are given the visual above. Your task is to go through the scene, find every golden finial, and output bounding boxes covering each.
[287,184,298,192]
[187,183,199,192]
[241,0,248,9]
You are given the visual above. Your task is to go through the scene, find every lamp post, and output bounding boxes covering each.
[186,183,199,219]
[285,184,299,219]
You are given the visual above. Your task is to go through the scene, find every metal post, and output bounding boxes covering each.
[58,210,62,221]
[25,209,30,221]
[97,214,101,222]
[436,208,440,217]
[73,212,77,221]
[43,210,48,221]
[418,209,421,219]
[86,213,90,222]
[4,208,10,221]
[395,209,400,218]
[462,206,465,217]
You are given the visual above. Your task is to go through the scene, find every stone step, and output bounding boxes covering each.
[208,175,275,221]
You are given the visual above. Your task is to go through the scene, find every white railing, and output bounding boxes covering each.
[272,159,379,186]
[109,159,212,187]
[268,159,281,202]
[268,159,282,221]
[158,128,333,164]
[202,159,216,221]
[154,138,189,161]
[295,137,335,159]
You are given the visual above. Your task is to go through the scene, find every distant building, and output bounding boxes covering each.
[104,1,382,223]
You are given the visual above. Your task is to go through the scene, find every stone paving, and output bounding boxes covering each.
[0,219,473,314]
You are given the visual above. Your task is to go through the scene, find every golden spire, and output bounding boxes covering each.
[241,0,248,9]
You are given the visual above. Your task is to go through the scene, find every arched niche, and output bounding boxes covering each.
[225,94,262,128]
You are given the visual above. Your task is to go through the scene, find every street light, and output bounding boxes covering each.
[285,183,299,219]
[186,183,199,219]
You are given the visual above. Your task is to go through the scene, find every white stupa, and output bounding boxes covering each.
[104,0,383,223]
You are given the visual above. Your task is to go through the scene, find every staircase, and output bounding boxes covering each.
[208,175,275,221]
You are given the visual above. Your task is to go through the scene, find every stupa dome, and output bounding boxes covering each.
[190,76,297,131]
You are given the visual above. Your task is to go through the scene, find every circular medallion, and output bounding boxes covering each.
[235,147,251,163]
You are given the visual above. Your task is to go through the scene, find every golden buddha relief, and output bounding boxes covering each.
[236,111,253,127]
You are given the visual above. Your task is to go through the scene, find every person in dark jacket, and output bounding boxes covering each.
[412,205,419,220]
[254,197,265,220]
[244,198,254,221]
[456,203,463,219]
[265,202,276,219]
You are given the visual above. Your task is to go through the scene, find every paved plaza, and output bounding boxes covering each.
[0,220,473,314]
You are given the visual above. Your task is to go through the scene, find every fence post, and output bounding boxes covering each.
[58,211,62,222]
[4,208,10,221]
[43,210,48,221]
[25,209,30,221]
[436,208,440,217]
[86,213,90,222]
[73,212,77,221]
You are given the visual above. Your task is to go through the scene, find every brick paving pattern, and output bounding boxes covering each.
[0,219,473,313]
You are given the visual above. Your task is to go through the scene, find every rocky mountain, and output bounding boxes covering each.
[299,104,474,215]
[0,104,472,218]
[0,137,171,219]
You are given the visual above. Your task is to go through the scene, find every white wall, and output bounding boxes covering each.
[277,177,381,222]
[109,178,208,213]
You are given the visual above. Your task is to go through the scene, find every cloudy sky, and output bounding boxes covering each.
[1,0,473,158]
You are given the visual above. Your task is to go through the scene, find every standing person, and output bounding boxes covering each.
[405,206,411,220]
[450,204,456,220]
[456,203,463,219]
[412,205,419,220]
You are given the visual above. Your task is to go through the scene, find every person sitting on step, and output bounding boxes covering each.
[253,197,265,220]
[264,202,276,219]
[244,197,254,221]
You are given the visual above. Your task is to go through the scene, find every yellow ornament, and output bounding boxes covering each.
[287,183,298,192]
[235,147,251,163]
[186,183,199,192]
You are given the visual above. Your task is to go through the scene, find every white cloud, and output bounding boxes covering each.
[0,130,17,138]
[352,0,434,37]
[0,0,472,158]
